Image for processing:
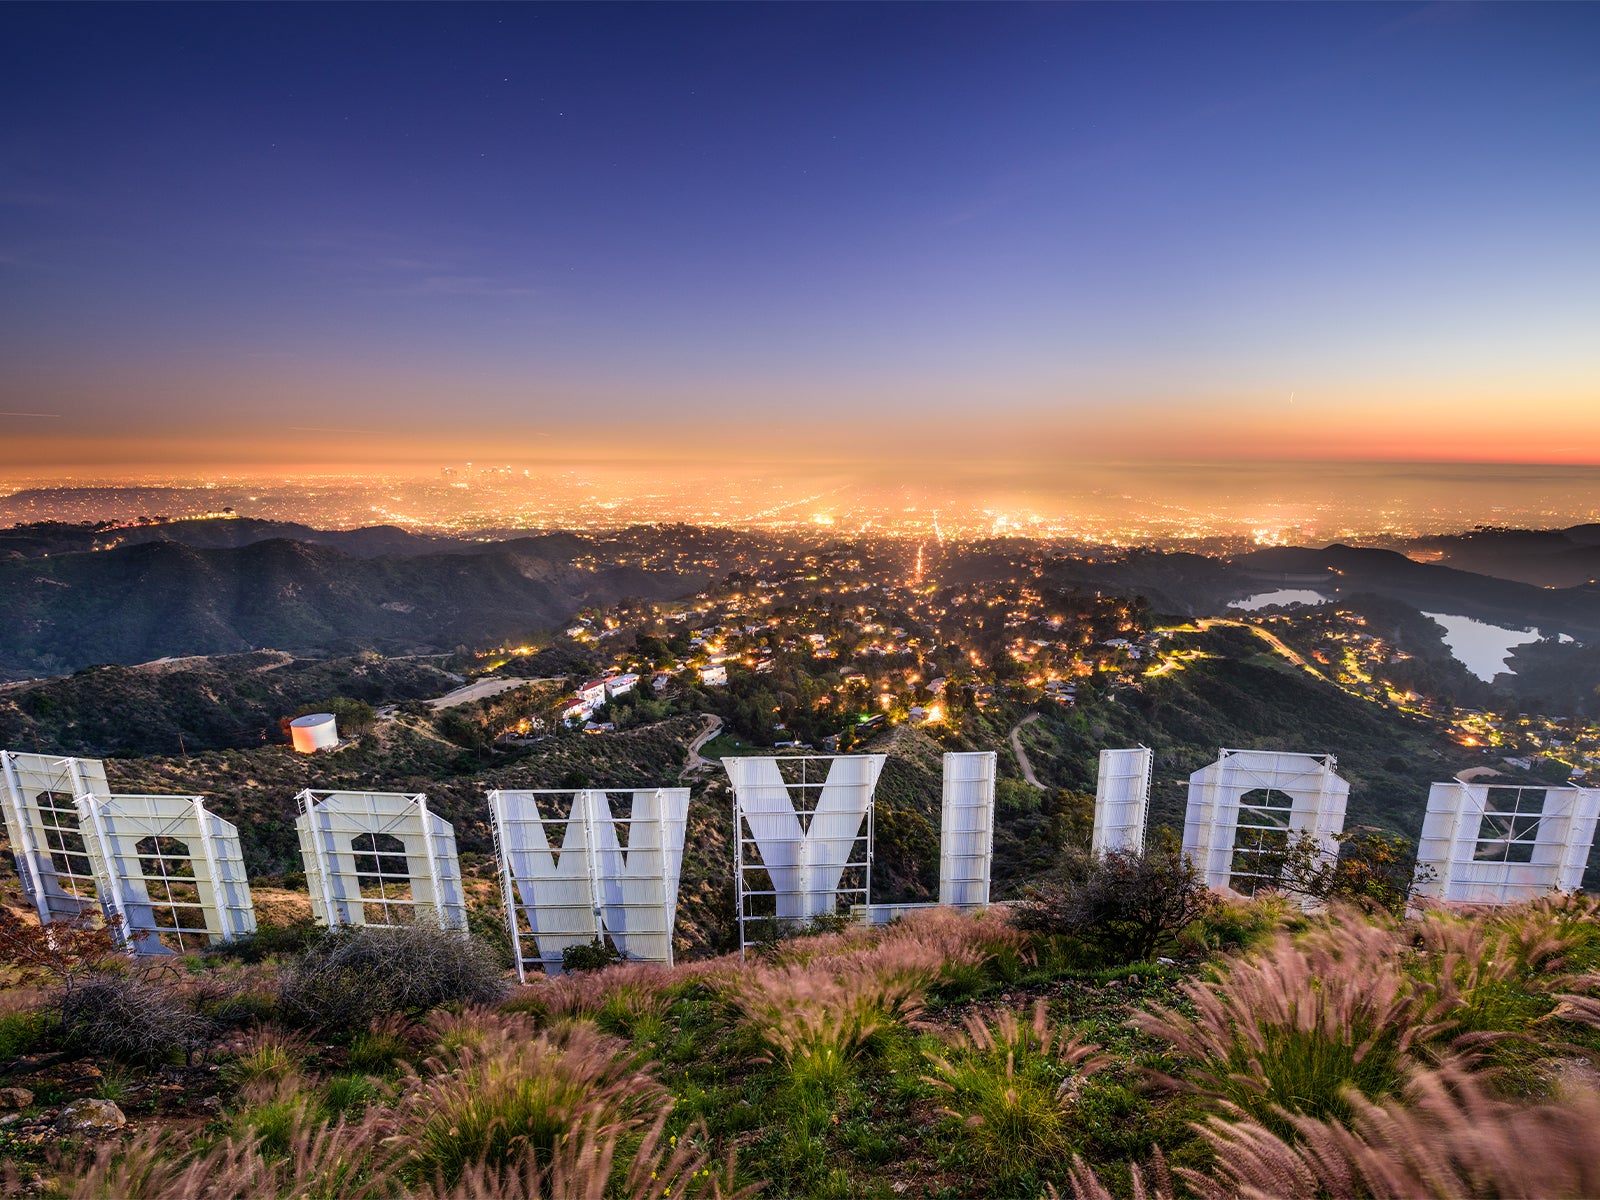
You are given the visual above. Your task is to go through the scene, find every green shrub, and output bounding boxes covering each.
[385,1010,664,1187]
[1182,894,1295,955]
[230,1095,308,1160]
[348,1017,412,1073]
[222,1027,310,1089]
[1012,842,1218,963]
[0,1008,52,1062]
[561,938,621,973]
[204,921,321,964]
[322,1072,381,1117]
[1134,918,1426,1134]
[925,1000,1108,1182]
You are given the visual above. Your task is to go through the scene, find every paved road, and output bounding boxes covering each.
[426,676,563,710]
[1009,712,1046,790]
[1194,618,1322,677]
[682,715,724,775]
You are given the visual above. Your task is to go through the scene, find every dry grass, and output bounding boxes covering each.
[926,999,1109,1179]
[379,1008,667,1187]
[1182,1064,1600,1200]
[1133,914,1446,1129]
[510,962,680,1041]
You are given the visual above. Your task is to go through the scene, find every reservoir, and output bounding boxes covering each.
[1422,612,1542,682]
[1231,589,1333,611]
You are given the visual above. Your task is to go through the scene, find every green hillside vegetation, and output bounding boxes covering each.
[1014,625,1475,840]
[5,887,1600,1199]
[0,652,462,757]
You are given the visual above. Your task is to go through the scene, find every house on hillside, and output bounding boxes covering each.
[604,673,639,698]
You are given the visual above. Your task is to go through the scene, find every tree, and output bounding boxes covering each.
[0,900,121,998]
[1275,829,1422,916]
[1011,838,1217,963]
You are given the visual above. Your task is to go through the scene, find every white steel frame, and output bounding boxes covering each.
[726,753,884,957]
[1413,782,1600,905]
[1182,749,1349,898]
[938,752,996,908]
[1093,746,1153,854]
[83,793,256,952]
[294,790,466,929]
[1,752,112,922]
[488,787,690,979]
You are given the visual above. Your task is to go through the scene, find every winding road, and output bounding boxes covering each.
[1193,618,1322,677]
[682,714,724,777]
[1010,712,1046,790]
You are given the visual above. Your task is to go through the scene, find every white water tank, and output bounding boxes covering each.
[289,712,339,753]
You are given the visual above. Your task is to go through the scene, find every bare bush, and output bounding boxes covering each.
[277,919,507,1032]
[59,972,210,1065]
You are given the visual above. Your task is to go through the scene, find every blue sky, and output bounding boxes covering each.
[2,2,1598,471]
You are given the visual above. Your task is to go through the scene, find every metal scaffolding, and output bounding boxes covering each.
[726,753,883,956]
[1,751,111,922]
[294,790,466,930]
[1182,749,1349,898]
[1093,746,1153,854]
[1412,782,1600,905]
[83,793,255,952]
[2,752,254,951]
[488,787,689,979]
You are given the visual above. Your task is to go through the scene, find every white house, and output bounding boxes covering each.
[604,673,639,698]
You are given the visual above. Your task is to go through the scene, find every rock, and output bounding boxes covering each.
[200,1096,223,1115]
[0,1087,32,1109]
[0,1113,20,1127]
[56,1099,127,1132]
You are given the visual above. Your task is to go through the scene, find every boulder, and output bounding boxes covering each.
[56,1098,127,1132]
[0,1087,32,1109]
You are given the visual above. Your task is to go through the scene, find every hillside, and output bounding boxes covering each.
[0,536,706,677]
[0,652,462,756]
[1396,523,1600,588]
[1231,544,1600,638]
[1012,625,1477,838]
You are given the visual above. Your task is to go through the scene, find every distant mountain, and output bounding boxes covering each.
[0,517,463,559]
[0,536,706,676]
[1392,524,1600,588]
[1229,544,1600,639]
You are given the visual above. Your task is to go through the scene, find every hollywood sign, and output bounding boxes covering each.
[1,749,998,972]
[7,742,1595,962]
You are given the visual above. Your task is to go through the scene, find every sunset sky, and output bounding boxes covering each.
[3,3,1599,477]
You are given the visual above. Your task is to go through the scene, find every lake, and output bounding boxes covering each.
[1423,612,1543,682]
[1230,589,1334,611]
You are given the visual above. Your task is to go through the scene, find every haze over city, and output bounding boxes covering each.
[4,2,1599,516]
